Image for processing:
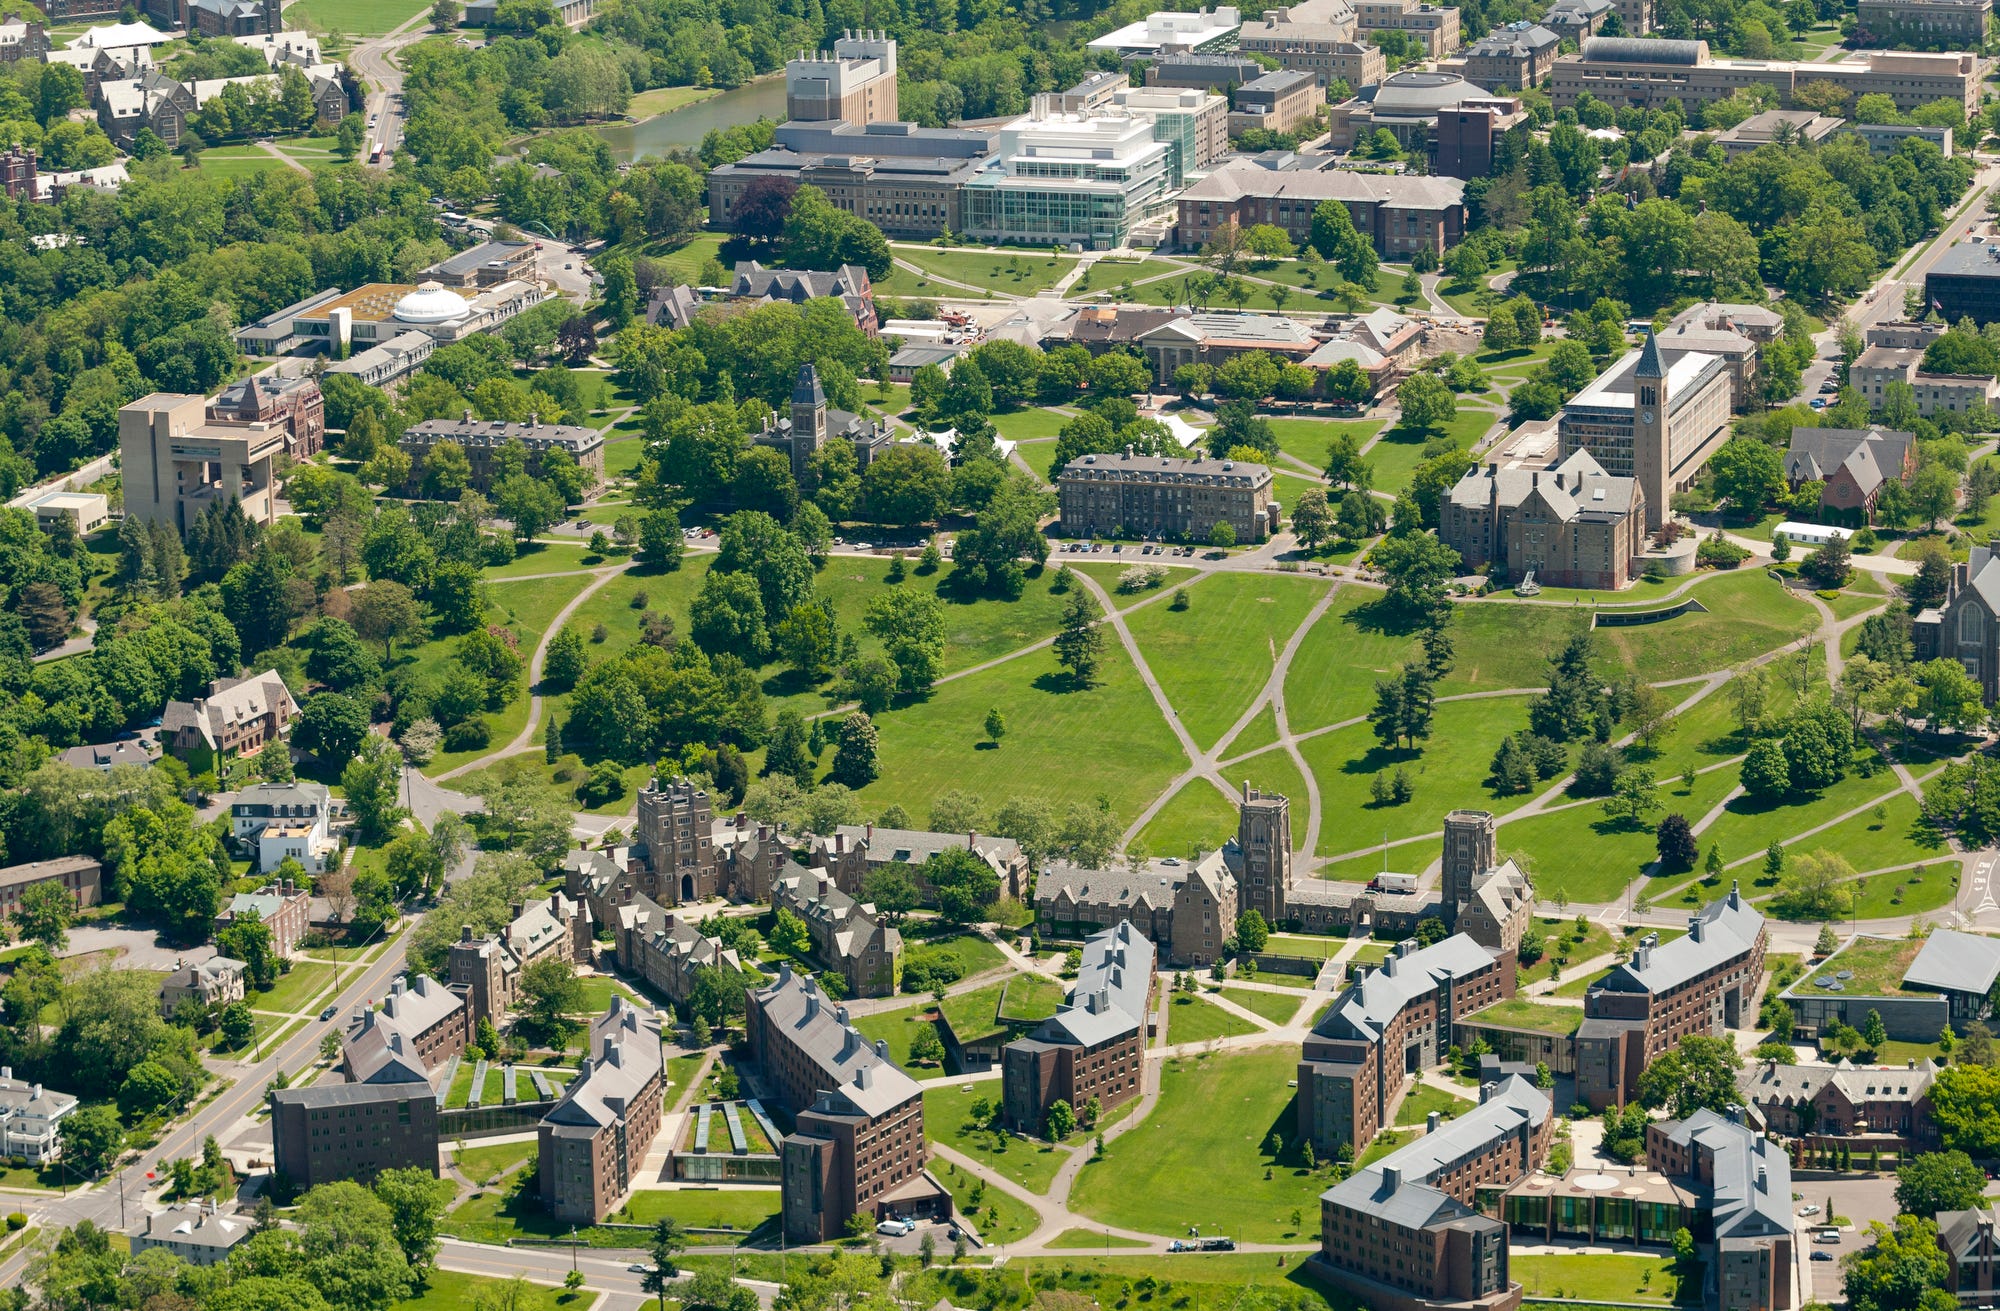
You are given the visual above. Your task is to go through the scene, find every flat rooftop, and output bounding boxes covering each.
[1566,345,1718,411]
[1790,935,1925,999]
[1930,242,2000,279]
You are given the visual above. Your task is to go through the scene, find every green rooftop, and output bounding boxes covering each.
[1462,997,1583,1037]
[940,972,1068,1043]
[1795,935,1925,998]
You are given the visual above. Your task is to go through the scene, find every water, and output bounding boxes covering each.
[597,76,789,164]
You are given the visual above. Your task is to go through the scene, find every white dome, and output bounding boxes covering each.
[392,281,471,325]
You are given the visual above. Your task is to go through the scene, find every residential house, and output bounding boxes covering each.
[231,781,338,876]
[161,670,299,770]
[132,1201,253,1266]
[0,1068,78,1164]
[1783,426,1916,523]
[159,956,248,1015]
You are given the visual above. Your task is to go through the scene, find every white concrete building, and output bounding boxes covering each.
[231,780,337,875]
[1090,6,1243,56]
[961,98,1174,250]
[27,490,109,535]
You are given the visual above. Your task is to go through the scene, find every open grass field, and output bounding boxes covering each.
[1137,779,1242,859]
[1069,561,1198,605]
[254,961,342,1014]
[1001,1253,1347,1311]
[936,1157,1039,1245]
[611,1188,781,1234]
[1300,696,1536,855]
[1394,1083,1474,1127]
[1016,439,1061,485]
[451,1139,538,1185]
[649,234,727,285]
[481,542,602,579]
[882,248,1078,298]
[1314,836,1435,881]
[1500,768,1737,905]
[1069,1048,1329,1243]
[1068,257,1189,299]
[1227,703,1281,758]
[452,756,654,817]
[1793,792,1946,875]
[1367,409,1498,496]
[395,1271,573,1311]
[1844,864,1956,919]
[1513,1254,1697,1305]
[1043,1229,1152,1249]
[1222,986,1306,1025]
[417,574,583,775]
[991,408,1070,442]
[289,0,428,33]
[1264,417,1383,472]
[1698,752,1902,873]
[852,998,941,1069]
[855,639,1187,828]
[923,1084,1067,1194]
[1166,991,1262,1043]
[665,1053,707,1110]
[190,147,292,180]
[1284,586,1424,734]
[1126,572,1329,749]
[626,85,721,117]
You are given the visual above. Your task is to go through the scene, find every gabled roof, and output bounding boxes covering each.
[1593,885,1762,997]
[1314,934,1498,1043]
[1655,1109,1793,1239]
[752,965,899,1090]
[1030,921,1154,1048]
[1321,1076,1548,1223]
[162,671,297,751]
[1904,928,2000,998]
[543,997,663,1129]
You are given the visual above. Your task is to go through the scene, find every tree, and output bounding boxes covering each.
[643,1218,689,1307]
[1309,198,1378,286]
[1708,438,1785,514]
[298,1181,416,1311]
[373,1168,456,1276]
[985,708,1007,746]
[218,912,277,990]
[351,582,427,659]
[1236,909,1270,953]
[1844,1215,1951,1311]
[1209,520,1236,549]
[1372,533,1461,611]
[13,881,73,953]
[1046,1099,1077,1141]
[1740,738,1791,800]
[61,1104,123,1177]
[1636,1033,1743,1118]
[638,511,685,571]
[1773,849,1855,921]
[864,589,948,696]
[219,1002,257,1049]
[543,626,587,690]
[1863,1008,1890,1049]
[1053,590,1104,687]
[1397,372,1456,433]
[1656,813,1698,870]
[1292,486,1335,552]
[832,712,879,789]
[769,907,811,958]
[1911,462,1961,531]
[520,956,586,1046]
[295,693,371,771]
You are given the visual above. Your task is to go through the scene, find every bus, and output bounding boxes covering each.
[368,142,382,163]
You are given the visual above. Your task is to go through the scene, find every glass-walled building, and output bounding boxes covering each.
[961,96,1173,249]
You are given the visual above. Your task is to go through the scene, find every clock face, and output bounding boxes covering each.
[1640,410,1655,425]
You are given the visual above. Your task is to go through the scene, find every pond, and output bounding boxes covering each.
[596,75,788,164]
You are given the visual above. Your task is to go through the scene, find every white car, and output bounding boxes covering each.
[1799,1205,1820,1216]
[877,1219,916,1237]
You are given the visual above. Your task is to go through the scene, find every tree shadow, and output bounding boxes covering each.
[1033,671,1092,695]
[1343,595,1431,639]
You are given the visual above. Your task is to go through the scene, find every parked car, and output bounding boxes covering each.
[1811,1252,1835,1262]
[1799,1205,1820,1215]
[877,1219,916,1237]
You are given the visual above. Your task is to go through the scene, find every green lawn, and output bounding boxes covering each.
[190,147,292,180]
[609,1188,781,1234]
[1067,257,1191,300]
[288,0,428,33]
[1284,587,1423,734]
[1795,792,1947,875]
[1264,417,1384,473]
[452,756,655,817]
[482,543,601,579]
[665,1053,707,1110]
[1314,836,1436,882]
[418,574,585,776]
[881,247,1078,298]
[395,1271,572,1311]
[1499,768,1737,905]
[1165,992,1261,1043]
[1369,410,1498,496]
[1137,779,1242,859]
[934,1156,1040,1245]
[939,973,1067,1046]
[851,998,942,1069]
[1264,933,1348,961]
[253,961,342,1014]
[991,408,1071,442]
[451,1139,538,1185]
[923,1085,1068,1194]
[1221,987,1306,1025]
[1227,703,1281,759]
[1802,935,1923,996]
[1699,753,1903,877]
[649,234,727,285]
[1126,572,1330,750]
[1393,1083,1474,1127]
[1069,1048,1331,1243]
[626,85,721,117]
[1017,439,1061,485]
[905,929,1008,980]
[1844,865,1956,919]
[1299,696,1536,855]
[1043,1229,1151,1249]
[1513,1254,1696,1305]
[855,639,1186,830]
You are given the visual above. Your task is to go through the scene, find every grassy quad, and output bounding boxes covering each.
[1221,987,1307,1025]
[1393,1083,1475,1127]
[922,1085,1068,1195]
[1068,1048,1328,1242]
[1124,572,1331,749]
[1136,780,1241,859]
[1298,696,1539,856]
[851,998,944,1070]
[1790,792,1947,876]
[1698,750,1904,877]
[395,1271,574,1311]
[1165,992,1263,1042]
[1499,768,1737,906]
[1514,1255,1696,1305]
[451,1139,538,1186]
[1313,836,1436,882]
[288,0,430,33]
[1282,587,1424,735]
[415,574,587,776]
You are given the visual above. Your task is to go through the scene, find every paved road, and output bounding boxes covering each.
[348,10,434,166]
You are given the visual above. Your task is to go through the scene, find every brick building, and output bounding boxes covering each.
[1175,154,1467,255]
[539,998,664,1223]
[0,856,103,919]
[1575,886,1766,1107]
[1297,935,1516,1156]
[216,879,311,957]
[270,1001,443,1190]
[1311,1076,1551,1311]
[1227,69,1321,138]
[1737,1058,1935,1157]
[397,414,604,499]
[1855,0,1990,47]
[1001,922,1153,1135]
[1447,22,1560,90]
[772,865,903,998]
[1783,426,1916,524]
[208,374,325,459]
[1559,332,1733,533]
[810,825,1028,902]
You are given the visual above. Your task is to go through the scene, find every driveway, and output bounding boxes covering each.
[61,925,212,972]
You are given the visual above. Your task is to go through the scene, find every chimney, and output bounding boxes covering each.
[1381,1165,1401,1190]
[1635,944,1650,971]
[805,994,820,1022]
[867,823,874,843]
[1728,880,1741,909]
[968,830,977,850]
[30,1084,40,1101]
[1427,1111,1440,1132]
[550,892,562,915]
[1383,955,1398,978]
[510,902,524,921]
[777,961,793,987]
[875,1039,889,1057]
[461,925,473,943]
[603,1036,621,1066]
[1479,1081,1495,1104]
[463,408,473,423]
[392,978,407,996]
[578,1056,593,1080]
[1688,915,1702,943]
[836,1005,850,1026]
[1,1067,10,1082]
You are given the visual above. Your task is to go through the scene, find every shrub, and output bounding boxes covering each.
[1118,564,1166,592]
[1697,535,1749,568]
[5,1212,24,1231]
[443,719,491,751]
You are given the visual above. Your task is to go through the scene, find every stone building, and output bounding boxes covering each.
[1001,922,1153,1135]
[0,16,50,62]
[1311,1076,1551,1311]
[1226,69,1321,137]
[611,890,745,1007]
[1174,154,1468,254]
[160,957,247,1015]
[811,825,1028,902]
[1783,426,1916,523]
[1855,0,1990,47]
[1913,545,2000,705]
[1576,886,1766,1107]
[1737,1057,1936,1156]
[1033,851,1238,967]
[753,364,894,486]
[1296,934,1516,1155]
[732,262,879,336]
[1659,302,1781,410]
[1352,0,1461,54]
[635,776,722,906]
[1558,331,1733,533]
[1236,0,1386,91]
[208,373,325,459]
[1447,22,1560,90]
[772,865,903,998]
[1549,39,1980,117]
[397,414,604,499]
[1056,449,1277,543]
[446,892,593,1032]
[1440,448,1648,590]
[539,998,664,1223]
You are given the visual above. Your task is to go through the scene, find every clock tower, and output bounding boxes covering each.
[1631,329,1668,533]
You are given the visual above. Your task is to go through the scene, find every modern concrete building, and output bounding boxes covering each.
[1855,0,1990,48]
[539,998,664,1223]
[208,373,325,459]
[1056,448,1278,544]
[231,781,338,876]
[1550,40,1981,117]
[1228,69,1322,137]
[1440,448,1648,590]
[708,149,981,241]
[785,31,898,127]
[1001,922,1153,1135]
[0,856,103,919]
[1175,153,1469,253]
[217,879,312,957]
[119,393,285,536]
[397,414,605,499]
[159,956,248,1014]
[419,239,536,289]
[1784,425,1916,523]
[1327,72,1529,177]
[1445,22,1560,90]
[0,1069,77,1165]
[1089,5,1243,57]
[1111,85,1231,182]
[1144,51,1276,91]
[161,670,299,770]
[1927,242,2000,327]
[753,364,895,487]
[772,865,903,998]
[749,968,949,1242]
[287,280,549,355]
[1557,331,1734,533]
[1575,885,1766,1107]
[1659,302,1780,410]
[132,1201,253,1266]
[1297,935,1516,1155]
[1710,107,1841,155]
[1311,1076,1551,1311]
[27,490,109,536]
[960,100,1175,250]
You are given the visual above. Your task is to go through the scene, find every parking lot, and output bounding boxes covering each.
[1794,1174,1901,1302]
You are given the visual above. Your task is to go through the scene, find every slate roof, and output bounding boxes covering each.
[139,1202,251,1252]
[1654,1109,1793,1240]
[1464,22,1559,55]
[1785,427,1913,498]
[1177,156,1466,211]
[1593,885,1762,997]
[753,966,899,1088]
[1905,928,2000,998]
[1030,921,1154,1048]
[1938,1206,2000,1259]
[1314,933,1498,1043]
[1447,447,1637,520]
[1321,1075,1548,1223]
[810,1053,924,1119]
[162,670,297,752]
[823,825,1023,870]
[543,997,663,1129]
